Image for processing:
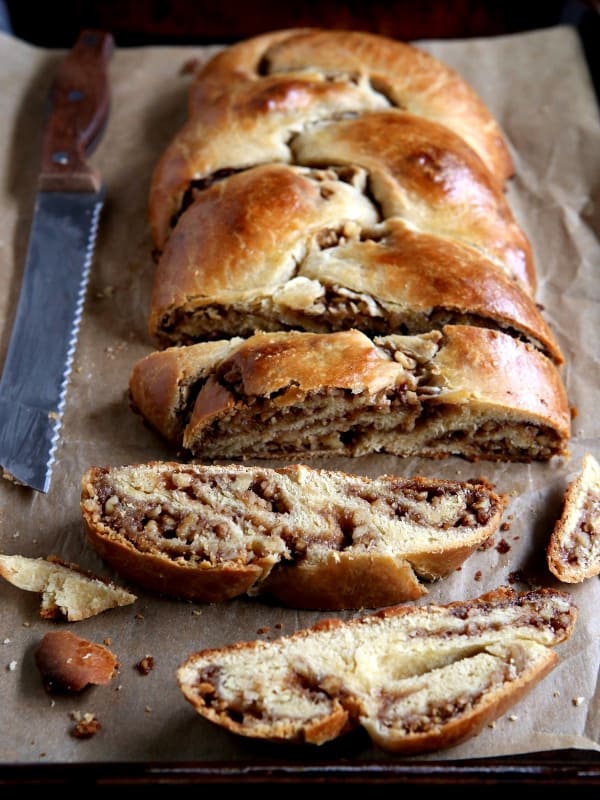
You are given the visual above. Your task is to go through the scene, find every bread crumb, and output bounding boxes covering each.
[2,638,10,644]
[257,627,270,635]
[495,538,511,554]
[572,696,585,707]
[7,660,17,671]
[145,706,152,713]
[474,570,482,582]
[508,714,519,722]
[553,690,561,698]
[191,609,202,616]
[488,721,496,729]
[69,711,101,739]
[135,655,154,675]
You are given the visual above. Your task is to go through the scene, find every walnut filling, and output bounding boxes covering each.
[183,387,563,462]
[187,386,421,457]
[84,465,502,573]
[419,418,565,462]
[156,286,552,367]
[560,494,600,566]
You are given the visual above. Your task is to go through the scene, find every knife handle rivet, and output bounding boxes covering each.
[52,152,70,165]
[68,89,85,102]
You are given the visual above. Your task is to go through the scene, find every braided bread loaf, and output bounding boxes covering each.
[132,28,569,463]
[176,586,577,753]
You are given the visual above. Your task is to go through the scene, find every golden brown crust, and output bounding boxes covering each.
[80,461,505,608]
[261,29,514,183]
[128,326,570,462]
[128,338,242,444]
[260,551,427,609]
[141,28,567,467]
[292,110,532,291]
[176,586,576,753]
[149,165,558,360]
[547,453,600,583]
[150,28,513,249]
[429,325,570,437]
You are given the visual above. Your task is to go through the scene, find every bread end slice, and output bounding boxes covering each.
[547,453,600,583]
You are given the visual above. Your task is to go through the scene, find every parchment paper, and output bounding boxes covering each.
[0,25,598,767]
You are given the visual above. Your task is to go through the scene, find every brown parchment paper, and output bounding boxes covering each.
[0,25,599,767]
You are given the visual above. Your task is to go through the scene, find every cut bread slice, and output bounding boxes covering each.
[176,586,577,754]
[128,326,570,463]
[547,453,600,583]
[80,461,506,608]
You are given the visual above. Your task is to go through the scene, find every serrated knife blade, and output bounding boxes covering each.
[0,30,113,493]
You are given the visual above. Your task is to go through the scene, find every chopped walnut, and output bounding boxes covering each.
[70,711,101,739]
[135,655,154,675]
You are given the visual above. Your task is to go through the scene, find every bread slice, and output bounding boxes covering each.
[176,586,577,754]
[0,554,137,621]
[80,461,505,608]
[128,326,570,463]
[547,453,600,583]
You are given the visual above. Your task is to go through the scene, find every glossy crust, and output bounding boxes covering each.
[128,325,570,462]
[80,461,506,608]
[547,453,600,583]
[149,165,557,358]
[142,28,568,464]
[176,586,577,753]
[150,28,513,249]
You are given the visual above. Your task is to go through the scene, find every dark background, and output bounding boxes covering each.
[1,0,597,46]
[3,1,598,101]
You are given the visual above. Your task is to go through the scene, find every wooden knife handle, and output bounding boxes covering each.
[39,30,114,193]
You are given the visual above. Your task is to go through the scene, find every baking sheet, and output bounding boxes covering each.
[0,25,599,766]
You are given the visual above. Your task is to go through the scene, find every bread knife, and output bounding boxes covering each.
[0,29,113,492]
